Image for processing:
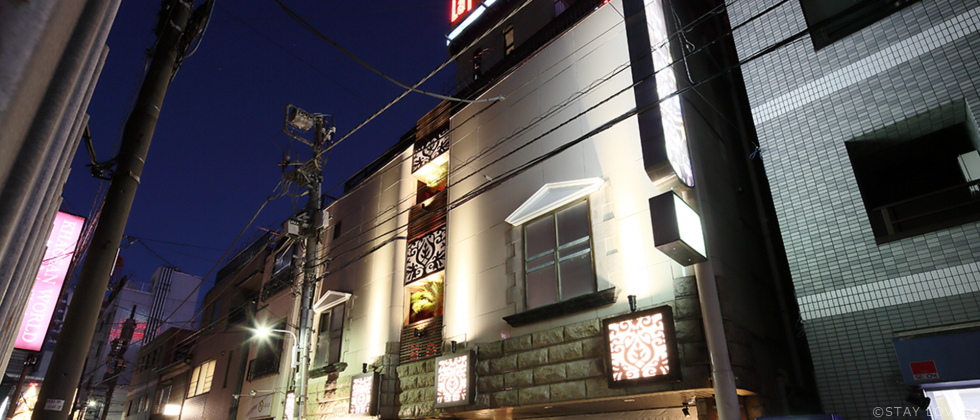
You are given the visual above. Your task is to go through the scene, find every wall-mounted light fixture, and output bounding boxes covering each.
[450,340,458,353]
[434,351,474,408]
[682,403,691,417]
[414,328,424,338]
[649,192,707,266]
[602,305,681,387]
[349,371,379,416]
[628,295,637,312]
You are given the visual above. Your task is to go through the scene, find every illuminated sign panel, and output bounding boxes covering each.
[645,0,693,187]
[602,305,680,387]
[451,0,474,23]
[284,392,294,420]
[15,212,85,351]
[349,372,378,416]
[649,192,707,266]
[434,352,474,408]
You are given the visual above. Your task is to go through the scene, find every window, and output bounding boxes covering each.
[332,220,343,240]
[313,303,346,368]
[153,386,171,414]
[800,0,918,49]
[206,299,221,327]
[503,24,514,55]
[248,320,285,380]
[187,360,216,397]
[846,101,980,243]
[273,246,292,276]
[524,200,595,309]
[126,401,133,416]
[138,396,148,413]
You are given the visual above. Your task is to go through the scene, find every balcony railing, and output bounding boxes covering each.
[247,355,280,381]
[399,315,443,364]
[871,178,980,243]
[217,231,274,284]
[261,272,293,301]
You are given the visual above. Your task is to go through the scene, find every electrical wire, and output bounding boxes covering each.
[312,0,821,275]
[211,2,445,23]
[273,0,503,104]
[78,0,823,388]
[214,3,397,120]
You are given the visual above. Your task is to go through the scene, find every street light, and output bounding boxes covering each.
[253,327,300,368]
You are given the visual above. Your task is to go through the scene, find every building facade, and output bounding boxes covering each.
[81,267,201,420]
[300,0,816,418]
[728,0,980,417]
[0,0,120,375]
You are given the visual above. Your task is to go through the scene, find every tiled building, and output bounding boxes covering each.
[728,0,980,416]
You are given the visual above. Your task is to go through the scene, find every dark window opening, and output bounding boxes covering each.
[847,103,980,243]
[313,303,346,369]
[524,200,595,309]
[332,220,343,240]
[800,0,918,50]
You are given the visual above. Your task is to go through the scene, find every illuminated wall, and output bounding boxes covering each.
[445,0,676,345]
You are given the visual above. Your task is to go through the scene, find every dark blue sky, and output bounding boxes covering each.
[64,0,453,291]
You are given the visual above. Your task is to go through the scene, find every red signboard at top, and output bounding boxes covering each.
[451,0,474,23]
[14,212,85,351]
[910,360,939,381]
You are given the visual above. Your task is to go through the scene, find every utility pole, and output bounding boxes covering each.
[98,307,136,420]
[7,354,37,420]
[33,2,212,420]
[281,105,334,420]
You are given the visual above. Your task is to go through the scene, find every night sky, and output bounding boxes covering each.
[63,1,452,298]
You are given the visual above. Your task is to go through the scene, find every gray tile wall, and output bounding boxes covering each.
[728,0,980,416]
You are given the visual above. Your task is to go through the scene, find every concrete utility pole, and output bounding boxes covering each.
[281,105,334,420]
[33,2,211,420]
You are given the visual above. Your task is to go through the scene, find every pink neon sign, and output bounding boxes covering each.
[14,212,85,351]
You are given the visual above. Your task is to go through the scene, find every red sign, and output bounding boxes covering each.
[910,360,939,381]
[451,0,473,23]
[14,212,85,351]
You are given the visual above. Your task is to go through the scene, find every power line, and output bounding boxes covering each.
[210,1,445,23]
[213,3,397,120]
[273,0,503,104]
[76,0,818,388]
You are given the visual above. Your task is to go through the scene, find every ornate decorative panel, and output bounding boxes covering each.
[434,352,473,408]
[404,226,446,284]
[412,129,450,174]
[348,372,378,416]
[602,305,681,387]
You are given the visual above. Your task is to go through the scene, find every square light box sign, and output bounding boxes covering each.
[602,305,681,388]
[348,371,380,417]
[434,351,474,408]
[649,192,707,266]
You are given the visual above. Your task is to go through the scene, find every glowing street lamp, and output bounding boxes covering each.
[253,327,300,368]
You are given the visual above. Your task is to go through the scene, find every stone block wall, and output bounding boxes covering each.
[396,358,440,418]
[308,373,351,420]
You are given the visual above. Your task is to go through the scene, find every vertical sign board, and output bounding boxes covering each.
[15,212,85,351]
[434,351,474,408]
[602,305,681,388]
[348,372,379,417]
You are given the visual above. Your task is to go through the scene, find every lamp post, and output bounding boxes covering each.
[254,328,301,369]
[254,327,304,420]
